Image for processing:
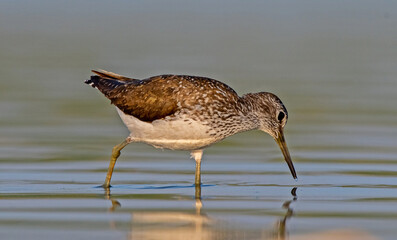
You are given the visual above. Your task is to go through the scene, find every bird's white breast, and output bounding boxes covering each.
[116,108,218,150]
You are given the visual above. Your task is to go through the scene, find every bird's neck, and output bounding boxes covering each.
[235,94,261,131]
[204,95,260,140]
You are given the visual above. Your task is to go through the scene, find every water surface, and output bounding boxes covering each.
[1,1,397,239]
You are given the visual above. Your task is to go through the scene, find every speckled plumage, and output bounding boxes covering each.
[85,69,297,188]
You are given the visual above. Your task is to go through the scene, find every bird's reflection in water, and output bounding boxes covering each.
[264,187,297,240]
[103,187,121,230]
[104,185,298,240]
[128,185,212,240]
[104,187,121,212]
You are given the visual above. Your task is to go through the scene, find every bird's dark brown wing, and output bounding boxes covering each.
[107,76,179,122]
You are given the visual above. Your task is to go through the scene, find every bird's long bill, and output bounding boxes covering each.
[275,131,297,180]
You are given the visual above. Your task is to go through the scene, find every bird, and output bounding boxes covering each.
[85,69,297,188]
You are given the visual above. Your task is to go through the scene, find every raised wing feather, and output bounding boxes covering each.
[91,69,137,81]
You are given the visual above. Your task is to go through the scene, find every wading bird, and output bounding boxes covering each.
[85,70,297,188]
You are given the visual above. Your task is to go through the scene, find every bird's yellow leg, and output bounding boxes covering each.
[195,184,202,199]
[191,150,203,188]
[102,138,131,188]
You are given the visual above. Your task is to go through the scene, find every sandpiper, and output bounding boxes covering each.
[85,69,297,188]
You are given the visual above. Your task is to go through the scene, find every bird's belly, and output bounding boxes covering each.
[136,138,217,150]
[116,108,218,150]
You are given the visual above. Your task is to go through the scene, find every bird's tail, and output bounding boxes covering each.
[85,70,131,97]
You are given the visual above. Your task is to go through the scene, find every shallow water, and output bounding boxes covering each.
[1,1,397,239]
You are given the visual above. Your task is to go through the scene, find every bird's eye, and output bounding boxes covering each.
[277,112,285,122]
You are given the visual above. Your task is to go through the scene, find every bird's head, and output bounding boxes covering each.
[243,92,297,180]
